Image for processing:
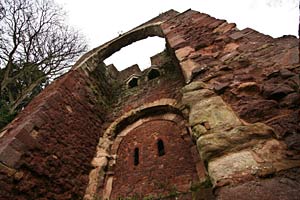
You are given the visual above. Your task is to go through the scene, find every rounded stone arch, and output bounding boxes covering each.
[72,22,166,72]
[110,115,194,199]
[84,99,200,199]
[110,112,187,156]
[84,99,190,198]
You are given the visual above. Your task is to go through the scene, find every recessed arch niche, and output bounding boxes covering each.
[87,99,200,199]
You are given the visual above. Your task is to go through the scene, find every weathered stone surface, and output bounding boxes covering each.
[182,89,215,106]
[0,69,104,199]
[213,82,230,94]
[220,51,239,62]
[236,82,260,95]
[267,111,299,139]
[197,123,274,161]
[213,22,236,34]
[175,46,195,61]
[215,167,300,200]
[229,31,246,40]
[237,99,279,123]
[85,167,105,200]
[263,83,294,100]
[208,150,258,185]
[91,157,108,168]
[181,81,209,93]
[192,124,208,140]
[280,92,300,108]
[189,96,241,128]
[285,133,300,151]
[224,43,239,53]
[0,145,22,167]
[180,59,201,83]
[280,68,296,78]
[253,139,300,171]
[167,35,187,49]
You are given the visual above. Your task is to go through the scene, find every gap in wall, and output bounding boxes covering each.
[104,36,165,71]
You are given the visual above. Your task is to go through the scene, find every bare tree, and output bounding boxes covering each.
[0,0,87,119]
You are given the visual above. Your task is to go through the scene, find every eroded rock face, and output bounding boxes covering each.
[208,150,258,185]
[167,10,300,199]
[197,123,274,161]
[215,167,300,200]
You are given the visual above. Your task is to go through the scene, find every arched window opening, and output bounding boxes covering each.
[103,36,165,71]
[134,147,139,166]
[148,68,160,80]
[128,77,138,88]
[157,139,165,156]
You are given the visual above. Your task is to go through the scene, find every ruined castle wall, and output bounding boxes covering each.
[113,52,184,116]
[0,68,109,199]
[90,51,203,199]
[1,8,299,200]
[161,9,300,200]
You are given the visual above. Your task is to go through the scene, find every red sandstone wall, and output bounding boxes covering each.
[105,51,185,124]
[0,69,105,199]
[161,9,300,200]
[1,9,299,200]
[111,120,198,199]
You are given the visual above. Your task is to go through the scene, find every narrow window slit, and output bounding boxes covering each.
[134,147,139,166]
[157,139,165,156]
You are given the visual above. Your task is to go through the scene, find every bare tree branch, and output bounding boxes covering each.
[0,0,87,115]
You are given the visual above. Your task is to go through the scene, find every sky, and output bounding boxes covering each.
[54,0,299,70]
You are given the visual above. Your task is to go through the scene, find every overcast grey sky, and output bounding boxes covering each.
[55,0,298,70]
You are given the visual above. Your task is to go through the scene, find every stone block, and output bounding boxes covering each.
[280,48,299,66]
[103,176,113,199]
[253,139,300,172]
[213,82,230,94]
[216,169,300,200]
[98,137,112,150]
[224,43,239,53]
[175,46,195,61]
[213,22,236,34]
[85,167,104,198]
[182,89,215,106]
[181,81,209,93]
[235,81,260,96]
[0,145,22,167]
[197,123,274,161]
[220,51,239,62]
[192,124,208,140]
[189,96,241,128]
[263,83,295,100]
[15,129,39,149]
[91,157,108,168]
[10,138,27,152]
[167,35,187,49]
[208,150,258,185]
[180,59,201,83]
